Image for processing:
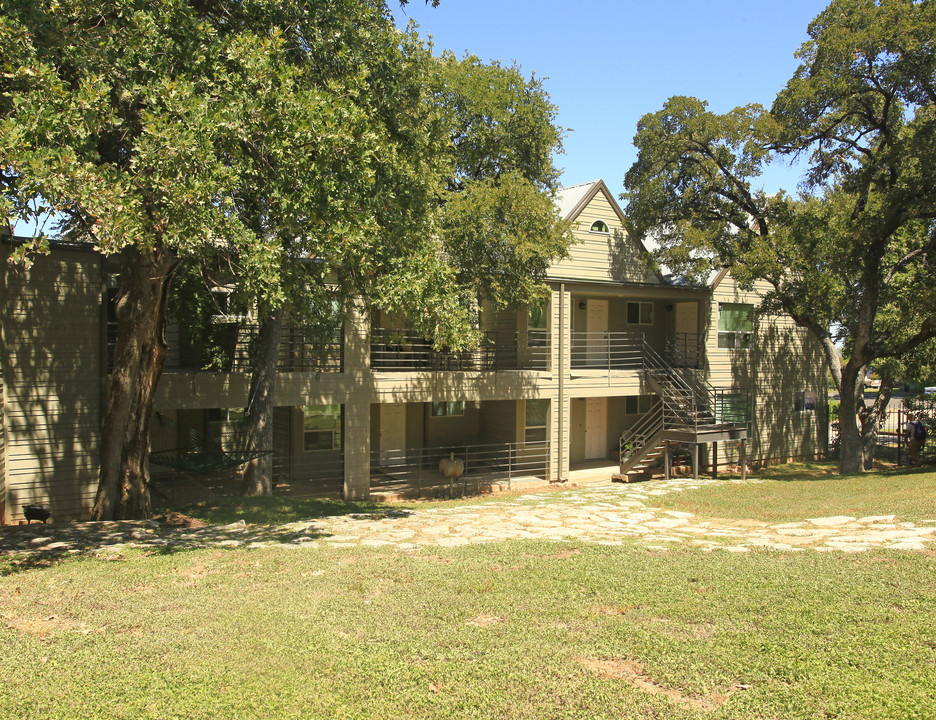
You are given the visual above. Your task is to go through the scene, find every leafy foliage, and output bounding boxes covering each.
[623,0,936,472]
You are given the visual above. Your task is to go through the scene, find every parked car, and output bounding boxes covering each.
[924,386,936,395]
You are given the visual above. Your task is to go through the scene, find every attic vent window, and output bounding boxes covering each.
[589,220,609,234]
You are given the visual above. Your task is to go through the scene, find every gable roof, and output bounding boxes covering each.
[554,179,667,285]
[555,179,628,227]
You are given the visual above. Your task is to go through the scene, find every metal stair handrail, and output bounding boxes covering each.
[642,340,721,432]
[619,398,663,460]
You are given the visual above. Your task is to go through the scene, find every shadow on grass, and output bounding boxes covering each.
[758,460,935,483]
[167,495,417,526]
[1,497,417,576]
[757,461,840,481]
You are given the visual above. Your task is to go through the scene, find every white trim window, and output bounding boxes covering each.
[717,303,754,349]
[794,391,817,413]
[625,395,655,415]
[431,401,465,418]
[524,399,549,443]
[626,301,654,326]
[304,404,343,451]
[589,220,610,234]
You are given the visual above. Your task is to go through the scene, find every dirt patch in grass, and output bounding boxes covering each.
[152,512,208,528]
[578,656,745,712]
[465,613,504,627]
[5,614,93,639]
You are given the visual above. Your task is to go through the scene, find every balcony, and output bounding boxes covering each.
[570,331,703,371]
[370,329,550,372]
[570,331,643,369]
[108,320,343,373]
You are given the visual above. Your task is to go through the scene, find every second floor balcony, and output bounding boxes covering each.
[570,331,703,371]
[370,329,551,372]
[108,319,344,374]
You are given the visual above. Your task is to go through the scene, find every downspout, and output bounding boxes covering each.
[558,283,565,482]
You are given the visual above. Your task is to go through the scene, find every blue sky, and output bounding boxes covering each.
[393,0,831,197]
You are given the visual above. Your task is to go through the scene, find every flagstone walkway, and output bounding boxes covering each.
[304,478,936,553]
[4,477,933,558]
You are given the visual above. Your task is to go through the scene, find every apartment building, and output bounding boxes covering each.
[0,181,828,522]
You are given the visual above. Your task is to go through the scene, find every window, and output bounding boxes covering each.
[431,401,465,417]
[715,393,750,425]
[304,405,342,451]
[794,391,816,413]
[589,220,609,234]
[718,303,754,349]
[626,301,654,325]
[524,399,549,443]
[625,395,655,415]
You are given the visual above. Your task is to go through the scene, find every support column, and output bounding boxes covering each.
[664,439,671,481]
[552,284,571,483]
[740,439,748,481]
[692,443,699,481]
[343,299,372,500]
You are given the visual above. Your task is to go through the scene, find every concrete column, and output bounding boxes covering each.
[343,299,372,500]
[552,284,571,482]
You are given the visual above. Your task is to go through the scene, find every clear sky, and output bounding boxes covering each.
[393,0,832,197]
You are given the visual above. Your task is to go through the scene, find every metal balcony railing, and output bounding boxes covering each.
[370,329,550,372]
[371,440,550,495]
[569,331,643,369]
[108,320,343,373]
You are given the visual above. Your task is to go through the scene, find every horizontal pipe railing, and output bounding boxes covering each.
[109,320,343,374]
[370,329,550,372]
[370,440,550,495]
[570,331,644,369]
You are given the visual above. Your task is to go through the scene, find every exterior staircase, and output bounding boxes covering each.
[614,337,748,482]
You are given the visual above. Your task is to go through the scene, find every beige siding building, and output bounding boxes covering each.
[0,182,827,523]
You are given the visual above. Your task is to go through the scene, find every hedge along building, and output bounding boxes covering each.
[0,183,828,523]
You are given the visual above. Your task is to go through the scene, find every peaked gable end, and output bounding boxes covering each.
[548,180,661,285]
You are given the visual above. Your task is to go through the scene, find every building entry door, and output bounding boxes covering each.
[379,404,406,465]
[674,302,699,364]
[586,299,609,366]
[585,397,607,460]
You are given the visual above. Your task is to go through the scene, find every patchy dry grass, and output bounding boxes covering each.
[651,466,936,524]
[1,538,935,719]
[2,466,936,719]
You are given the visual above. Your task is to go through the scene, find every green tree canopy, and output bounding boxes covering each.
[623,0,936,473]
[1,0,573,513]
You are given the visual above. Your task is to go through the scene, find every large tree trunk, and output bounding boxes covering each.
[859,383,893,470]
[837,361,868,475]
[242,305,282,496]
[91,246,177,520]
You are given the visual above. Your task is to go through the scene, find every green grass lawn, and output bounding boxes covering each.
[651,464,936,525]
[2,467,935,720]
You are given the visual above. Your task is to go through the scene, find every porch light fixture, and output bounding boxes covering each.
[578,301,587,310]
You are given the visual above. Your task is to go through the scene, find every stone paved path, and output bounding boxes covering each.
[306,478,936,553]
[3,478,935,558]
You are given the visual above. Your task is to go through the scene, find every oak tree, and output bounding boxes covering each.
[623,0,936,473]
